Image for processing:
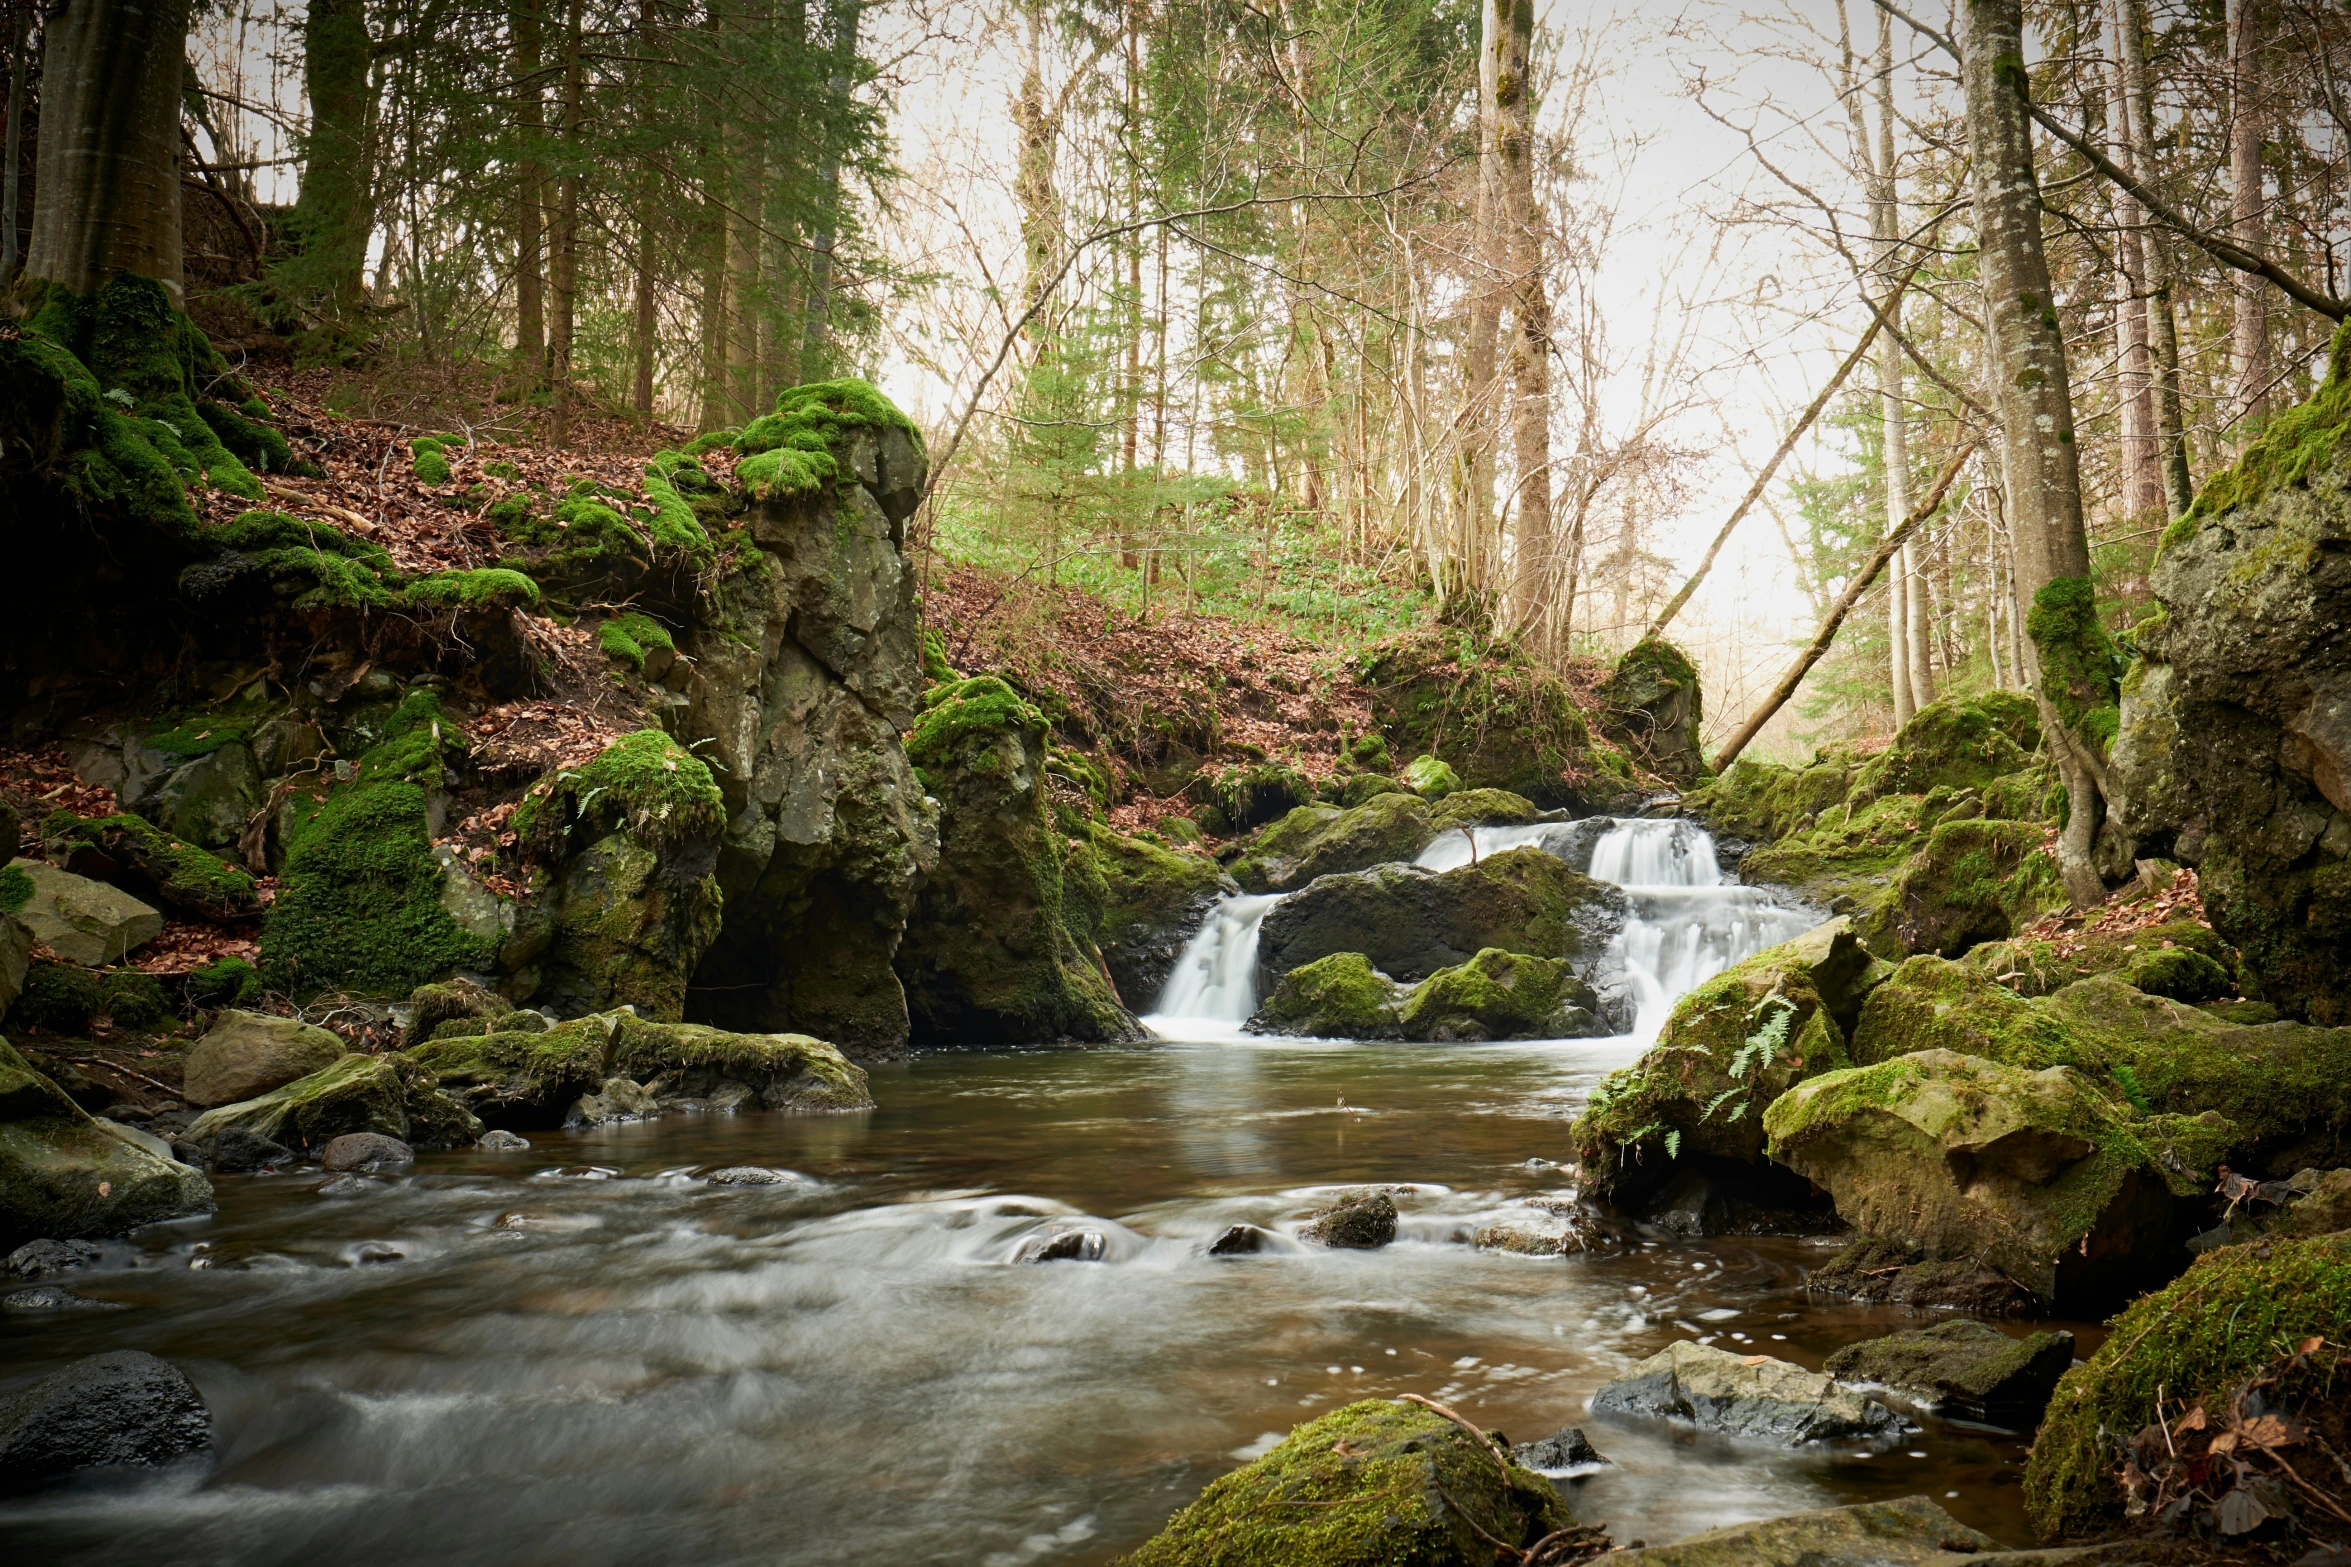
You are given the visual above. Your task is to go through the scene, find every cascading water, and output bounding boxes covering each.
[1149,815,1811,1042]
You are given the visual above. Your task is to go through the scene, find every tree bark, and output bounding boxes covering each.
[26,0,191,298]
[1960,0,2106,910]
[2107,0,2189,513]
[1495,0,1550,648]
[547,0,583,444]
[1460,0,1502,595]
[3,1,31,285]
[297,0,373,313]
[2227,0,2272,434]
[801,0,860,383]
[511,0,546,376]
[2103,11,2158,518]
[1872,16,1918,726]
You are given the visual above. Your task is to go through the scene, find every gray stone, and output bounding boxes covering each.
[320,1132,415,1173]
[1595,1495,2058,1566]
[7,858,163,966]
[143,742,265,851]
[181,1010,347,1108]
[1823,1319,2076,1428]
[705,1166,798,1186]
[477,1129,531,1151]
[1302,1190,1397,1249]
[6,1238,101,1278]
[206,1126,293,1172]
[0,1350,212,1494]
[1589,1341,1908,1445]
[3,1285,123,1310]
[1,1038,212,1251]
[565,1076,658,1128]
[1510,1425,1608,1473]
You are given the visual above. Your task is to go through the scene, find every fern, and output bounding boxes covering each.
[1664,1129,1681,1160]
[1727,993,1798,1084]
[1699,1086,1743,1123]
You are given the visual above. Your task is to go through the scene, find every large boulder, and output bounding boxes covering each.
[1225,792,1434,894]
[1762,1049,2197,1306]
[678,383,938,1058]
[0,1350,213,1495]
[137,739,265,851]
[1397,947,1602,1041]
[2025,1234,2351,1541]
[41,811,262,922]
[181,1009,345,1107]
[1847,692,2040,808]
[516,729,726,1021]
[1115,1398,1579,1567]
[1588,1340,1905,1445]
[1250,952,1404,1039]
[403,1015,615,1127]
[2107,349,2351,1022]
[1598,637,1707,785]
[187,1053,412,1157]
[893,678,1142,1046]
[1,1036,212,1250]
[7,858,162,967]
[1822,1319,2075,1427]
[1570,918,1887,1204]
[1256,845,1626,987]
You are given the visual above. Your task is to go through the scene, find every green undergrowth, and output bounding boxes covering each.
[411,435,453,484]
[514,728,724,859]
[186,955,263,1008]
[0,862,31,915]
[181,509,542,614]
[260,689,498,995]
[598,612,677,671]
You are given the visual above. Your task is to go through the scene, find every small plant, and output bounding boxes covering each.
[1700,992,1799,1126]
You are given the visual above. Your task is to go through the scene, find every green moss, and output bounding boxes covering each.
[919,626,958,685]
[41,810,260,921]
[2124,945,2231,1002]
[1359,626,1626,808]
[0,862,31,915]
[1258,952,1401,1038]
[1687,754,1861,843]
[482,460,520,481]
[1851,956,2104,1071]
[404,567,540,608]
[1399,947,1576,1038]
[906,677,1048,772]
[1400,753,1460,800]
[514,728,725,859]
[2025,577,2122,753]
[598,612,677,671]
[639,457,713,555]
[731,378,916,502]
[186,1051,408,1153]
[10,962,171,1032]
[185,956,262,1008]
[2024,1236,2351,1539]
[1851,693,2040,805]
[411,436,451,485]
[2165,317,2351,549]
[1869,817,2069,957]
[185,508,402,609]
[606,1014,870,1108]
[406,978,498,1039]
[260,690,498,996]
[403,1015,613,1119]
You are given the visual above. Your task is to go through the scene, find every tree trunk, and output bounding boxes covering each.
[1870,13,1917,725]
[632,176,657,417]
[1460,0,1502,594]
[2104,26,2158,518]
[2227,0,2271,434]
[26,0,191,298]
[547,0,583,444]
[297,0,373,313]
[511,0,546,376]
[1495,0,1549,648]
[1961,0,2107,910]
[2109,0,2190,514]
[3,1,31,285]
[801,0,860,383]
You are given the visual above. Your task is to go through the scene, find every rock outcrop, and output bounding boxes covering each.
[1397,947,1602,1040]
[1598,637,1707,785]
[1,1037,212,1250]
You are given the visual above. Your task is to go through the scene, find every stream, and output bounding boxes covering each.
[0,819,2080,1564]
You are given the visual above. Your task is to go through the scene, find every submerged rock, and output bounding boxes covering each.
[1206,1223,1272,1256]
[1588,1341,1906,1446]
[0,1350,212,1495]
[1257,846,1627,986]
[1595,1495,2006,1565]
[566,1076,658,1127]
[1805,1236,2035,1316]
[1823,1319,2075,1427]
[1,1038,212,1251]
[476,1129,530,1151]
[1116,1397,1579,1566]
[1303,1190,1398,1249]
[181,1009,346,1108]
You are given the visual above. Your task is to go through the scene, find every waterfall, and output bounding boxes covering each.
[1145,816,1811,1043]
[1145,893,1286,1035]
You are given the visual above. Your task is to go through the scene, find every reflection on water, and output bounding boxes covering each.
[0,1036,2056,1566]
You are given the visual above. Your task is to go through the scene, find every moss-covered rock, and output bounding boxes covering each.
[1424,788,1544,833]
[1867,818,2067,958]
[1257,845,1626,987]
[260,690,499,996]
[1398,947,1598,1041]
[1763,1049,2194,1306]
[1598,637,1706,785]
[181,1009,345,1107]
[1087,825,1233,1005]
[895,677,1142,1045]
[2123,944,2230,1002]
[1115,1397,1577,1567]
[1848,693,2040,808]
[8,858,164,968]
[403,1014,619,1127]
[1733,793,1933,928]
[186,1052,408,1156]
[0,1036,212,1250]
[40,811,261,923]
[1200,762,1315,833]
[1685,753,1863,846]
[606,1014,871,1111]
[1226,792,1433,895]
[6,962,171,1034]
[1251,952,1404,1039]
[1961,917,2227,997]
[1820,1318,2075,1428]
[2024,1235,2351,1540]
[1570,919,1886,1201]
[1400,753,1460,800]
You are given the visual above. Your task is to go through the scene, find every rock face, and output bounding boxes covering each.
[1571,918,1888,1204]
[1823,1319,2076,1427]
[1590,1341,1906,1445]
[1763,1049,2190,1307]
[1257,846,1627,987]
[1398,947,1602,1041]
[1594,1496,2008,1566]
[2108,357,2351,1023]
[181,1009,346,1107]
[1085,825,1232,1007]
[1117,1398,1578,1567]
[680,386,939,1058]
[0,1350,213,1494]
[7,858,162,966]
[1,1037,212,1250]
[893,678,1141,1046]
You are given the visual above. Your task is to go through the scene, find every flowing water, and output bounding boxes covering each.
[1,819,2071,1564]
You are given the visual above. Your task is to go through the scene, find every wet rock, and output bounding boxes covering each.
[1805,1237,2036,1316]
[1596,1495,2007,1565]
[2,1284,122,1310]
[1589,1340,1908,1446]
[205,1125,294,1173]
[1258,846,1628,986]
[1249,952,1404,1039]
[610,1017,872,1113]
[7,857,163,966]
[1472,1222,1587,1256]
[476,1129,530,1151]
[6,1237,102,1279]
[1571,917,1889,1204]
[1303,1190,1397,1249]
[187,1053,407,1160]
[0,1350,213,1495]
[1225,792,1434,895]
[566,1077,657,1128]
[1089,826,1234,1004]
[1207,1223,1272,1255]
[0,1037,213,1251]
[351,1241,403,1265]
[1012,1227,1106,1263]
[1400,947,1600,1042]
[705,1166,798,1186]
[1119,1397,1578,1566]
[181,1010,346,1108]
[320,1132,414,1173]
[1511,1424,1608,1473]
[315,1174,381,1198]
[1824,1319,2075,1428]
